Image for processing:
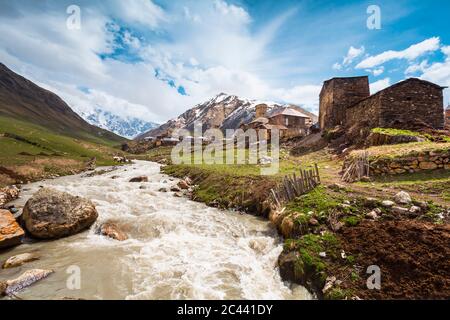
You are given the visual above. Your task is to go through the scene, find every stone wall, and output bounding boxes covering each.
[344,79,445,142]
[378,79,444,130]
[319,76,370,130]
[445,108,450,130]
[370,149,450,176]
[345,94,381,136]
[255,104,268,118]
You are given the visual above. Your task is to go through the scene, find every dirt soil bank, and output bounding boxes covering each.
[340,220,450,300]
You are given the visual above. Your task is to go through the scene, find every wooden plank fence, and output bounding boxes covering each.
[270,163,321,209]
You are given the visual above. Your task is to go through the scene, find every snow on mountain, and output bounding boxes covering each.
[77,108,159,139]
[137,93,318,140]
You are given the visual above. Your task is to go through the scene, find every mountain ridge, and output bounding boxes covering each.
[137,93,318,140]
[76,107,159,139]
[0,63,125,144]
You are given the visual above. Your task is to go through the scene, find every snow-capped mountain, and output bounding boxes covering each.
[137,93,318,140]
[77,108,159,139]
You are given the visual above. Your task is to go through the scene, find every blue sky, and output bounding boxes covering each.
[0,0,449,123]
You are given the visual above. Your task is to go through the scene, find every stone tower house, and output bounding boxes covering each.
[319,76,370,130]
[255,104,268,118]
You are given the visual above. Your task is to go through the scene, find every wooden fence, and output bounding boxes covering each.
[341,150,370,182]
[270,163,321,209]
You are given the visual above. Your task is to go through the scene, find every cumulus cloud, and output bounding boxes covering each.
[2,0,425,123]
[370,78,391,93]
[371,67,385,77]
[110,0,166,28]
[0,0,318,123]
[333,46,365,70]
[405,60,429,75]
[343,46,365,65]
[418,46,450,105]
[213,0,251,24]
[356,37,440,69]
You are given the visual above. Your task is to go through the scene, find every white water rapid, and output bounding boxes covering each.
[0,161,311,300]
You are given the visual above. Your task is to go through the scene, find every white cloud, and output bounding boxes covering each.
[271,85,322,112]
[111,0,166,29]
[372,67,384,76]
[356,37,441,69]
[441,46,450,58]
[0,1,340,122]
[419,46,450,106]
[405,60,429,75]
[366,66,384,76]
[343,46,365,65]
[332,46,365,71]
[370,78,391,93]
[213,0,251,24]
[332,62,342,71]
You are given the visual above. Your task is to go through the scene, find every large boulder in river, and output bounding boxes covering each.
[0,209,25,249]
[22,188,98,239]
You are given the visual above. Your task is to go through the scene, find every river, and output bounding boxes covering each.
[0,161,311,300]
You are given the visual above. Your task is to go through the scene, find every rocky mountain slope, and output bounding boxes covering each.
[76,108,158,139]
[137,93,318,140]
[0,63,124,143]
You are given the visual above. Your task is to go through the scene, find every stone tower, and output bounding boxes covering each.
[319,76,370,130]
[255,104,268,118]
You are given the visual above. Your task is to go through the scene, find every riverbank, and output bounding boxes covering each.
[143,147,450,300]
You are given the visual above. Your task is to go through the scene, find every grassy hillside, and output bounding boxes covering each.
[0,115,127,186]
[0,63,125,144]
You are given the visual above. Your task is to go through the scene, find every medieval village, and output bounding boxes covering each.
[2,57,449,300]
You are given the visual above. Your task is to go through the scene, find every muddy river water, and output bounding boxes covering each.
[0,161,311,300]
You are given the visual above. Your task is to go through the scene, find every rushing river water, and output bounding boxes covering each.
[0,161,311,300]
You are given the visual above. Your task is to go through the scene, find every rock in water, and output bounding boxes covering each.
[394,191,412,205]
[99,222,128,241]
[129,176,148,183]
[0,185,20,208]
[0,281,7,296]
[0,209,25,249]
[22,188,98,239]
[177,180,190,190]
[3,269,53,296]
[3,252,40,269]
[85,157,96,171]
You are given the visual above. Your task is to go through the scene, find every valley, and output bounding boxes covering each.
[0,62,449,301]
[0,64,129,187]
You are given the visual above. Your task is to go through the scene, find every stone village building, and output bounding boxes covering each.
[445,106,450,130]
[319,76,446,133]
[241,104,313,140]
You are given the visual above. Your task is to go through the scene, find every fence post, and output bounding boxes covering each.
[314,163,320,183]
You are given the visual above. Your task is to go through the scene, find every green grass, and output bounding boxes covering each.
[287,186,341,217]
[342,216,361,227]
[0,115,121,166]
[163,163,277,213]
[371,127,424,137]
[350,141,450,160]
[286,232,341,283]
[356,169,450,203]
